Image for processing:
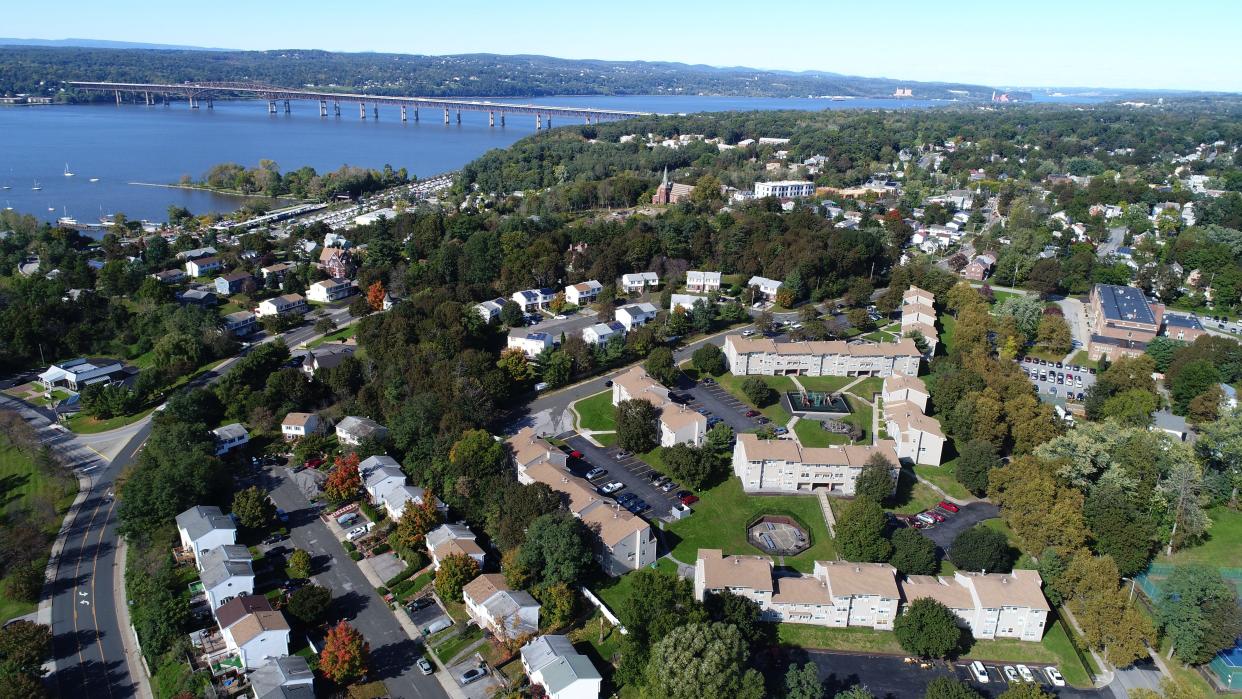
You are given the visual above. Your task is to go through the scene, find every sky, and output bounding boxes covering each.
[6,0,1242,92]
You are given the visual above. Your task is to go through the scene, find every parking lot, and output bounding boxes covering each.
[564,434,685,520]
[675,377,769,433]
[803,650,1098,698]
[1017,356,1096,402]
[911,502,1000,554]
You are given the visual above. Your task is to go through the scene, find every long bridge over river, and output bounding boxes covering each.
[68,81,654,128]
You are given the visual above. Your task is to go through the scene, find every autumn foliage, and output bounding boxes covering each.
[324,453,361,501]
[367,280,386,311]
[319,621,370,685]
[393,490,443,551]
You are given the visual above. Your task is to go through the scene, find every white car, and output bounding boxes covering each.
[554,314,566,320]
[1003,666,1020,683]
[1044,667,1065,687]
[741,329,756,337]
[1016,665,1036,683]
[599,481,624,494]
[346,524,369,541]
[969,661,989,683]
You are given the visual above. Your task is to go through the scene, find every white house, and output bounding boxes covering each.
[222,610,290,671]
[222,310,257,336]
[520,635,602,699]
[250,656,314,699]
[620,272,659,293]
[883,401,946,466]
[582,321,625,346]
[380,484,445,521]
[475,297,509,323]
[360,455,406,502]
[426,523,486,570]
[176,505,237,566]
[564,280,603,306]
[614,303,658,331]
[462,573,541,641]
[185,256,223,277]
[256,293,307,318]
[508,330,556,358]
[754,180,815,198]
[747,276,782,300]
[902,570,1049,641]
[669,294,709,312]
[882,374,930,414]
[306,278,355,303]
[685,271,722,293]
[659,405,707,447]
[211,423,250,456]
[336,416,388,446]
[37,357,126,391]
[280,412,322,440]
[199,545,256,610]
[512,288,556,312]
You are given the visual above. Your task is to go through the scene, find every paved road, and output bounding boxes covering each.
[266,466,447,699]
[914,502,1000,554]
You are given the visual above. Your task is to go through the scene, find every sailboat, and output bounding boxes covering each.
[31,180,42,191]
[64,163,74,177]
[4,201,12,211]
[88,177,100,183]
[58,206,77,226]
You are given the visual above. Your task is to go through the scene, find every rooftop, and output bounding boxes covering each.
[1094,284,1156,326]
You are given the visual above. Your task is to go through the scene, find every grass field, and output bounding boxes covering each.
[665,478,835,573]
[939,315,957,355]
[913,462,973,501]
[793,419,849,447]
[716,373,795,425]
[888,468,945,515]
[593,558,679,612]
[574,391,616,432]
[308,325,357,348]
[797,376,856,393]
[65,405,158,434]
[1165,506,1242,568]
[842,395,873,443]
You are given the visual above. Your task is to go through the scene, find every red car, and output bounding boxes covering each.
[937,500,959,513]
[744,410,760,418]
[569,450,584,459]
[680,494,700,506]
[926,510,946,523]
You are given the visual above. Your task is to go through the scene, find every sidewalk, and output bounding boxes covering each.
[115,538,154,699]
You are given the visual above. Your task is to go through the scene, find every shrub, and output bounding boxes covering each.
[385,566,417,589]
[377,586,390,597]
[349,551,363,561]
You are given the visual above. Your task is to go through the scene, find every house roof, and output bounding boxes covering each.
[433,538,485,561]
[425,523,476,551]
[190,256,221,267]
[818,561,900,599]
[883,374,928,397]
[747,275,781,288]
[175,505,236,542]
[959,570,1049,611]
[770,575,832,605]
[212,423,248,442]
[214,594,273,630]
[697,549,774,593]
[736,433,897,467]
[198,544,251,572]
[521,635,580,674]
[282,412,315,427]
[903,285,934,302]
[724,335,921,359]
[1094,284,1155,325]
[901,575,975,610]
[660,405,707,432]
[250,656,314,699]
[337,416,385,439]
[228,610,289,647]
[201,558,254,590]
[463,573,509,605]
[613,366,668,407]
[359,455,403,488]
[536,654,602,695]
[577,500,650,548]
[617,302,658,316]
[1164,314,1202,330]
[884,401,944,438]
[224,310,254,323]
[218,271,251,283]
[319,246,350,263]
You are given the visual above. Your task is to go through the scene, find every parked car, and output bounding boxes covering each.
[741,329,756,337]
[1003,666,1021,683]
[773,426,788,435]
[1045,667,1065,687]
[1017,665,1036,683]
[423,618,451,635]
[616,493,637,506]
[915,512,937,525]
[937,500,959,513]
[680,494,700,506]
[460,666,488,685]
[407,597,435,612]
[969,661,989,683]
[615,450,632,459]
[569,450,584,459]
[599,482,624,494]
[660,481,677,492]
[926,511,946,523]
[585,467,608,480]
[304,457,325,469]
[417,657,434,675]
[346,525,369,541]
[744,409,760,417]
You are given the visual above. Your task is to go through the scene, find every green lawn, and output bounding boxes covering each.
[793,419,849,448]
[1165,506,1242,568]
[574,391,617,432]
[66,405,157,434]
[430,624,484,664]
[913,462,973,501]
[593,558,680,612]
[665,478,835,573]
[939,315,957,355]
[1067,351,1098,370]
[308,325,357,348]
[841,395,873,443]
[848,377,884,399]
[797,376,855,393]
[716,373,794,425]
[595,433,618,447]
[1040,619,1094,688]
[888,468,945,515]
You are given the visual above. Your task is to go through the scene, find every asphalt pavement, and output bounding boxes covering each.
[914,502,1000,554]
[563,435,682,520]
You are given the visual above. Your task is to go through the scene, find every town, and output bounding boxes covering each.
[1,44,1242,699]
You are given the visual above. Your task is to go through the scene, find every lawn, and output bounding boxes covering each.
[1040,619,1094,688]
[1164,506,1242,568]
[574,390,617,432]
[594,433,618,447]
[841,395,873,443]
[716,373,795,425]
[1067,351,1098,370]
[308,325,357,348]
[593,557,680,613]
[797,376,856,393]
[913,462,973,501]
[938,314,957,355]
[793,419,848,448]
[430,624,484,665]
[66,405,157,434]
[848,377,884,399]
[665,478,835,573]
[887,468,945,515]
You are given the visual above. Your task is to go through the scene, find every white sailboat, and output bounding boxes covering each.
[89,177,100,183]
[58,206,77,226]
[4,201,12,211]
[64,163,75,177]
[31,180,42,191]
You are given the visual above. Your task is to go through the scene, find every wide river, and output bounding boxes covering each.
[0,93,1100,223]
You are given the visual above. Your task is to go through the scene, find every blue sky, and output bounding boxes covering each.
[7,0,1241,91]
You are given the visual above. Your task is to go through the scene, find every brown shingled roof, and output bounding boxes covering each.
[697,549,773,593]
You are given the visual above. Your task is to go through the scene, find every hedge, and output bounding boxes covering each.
[349,551,363,561]
[385,566,417,588]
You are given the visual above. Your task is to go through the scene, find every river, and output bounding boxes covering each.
[0,93,1103,224]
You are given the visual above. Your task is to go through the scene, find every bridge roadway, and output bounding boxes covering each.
[68,80,654,127]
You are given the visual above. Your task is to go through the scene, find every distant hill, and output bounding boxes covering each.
[0,45,996,101]
[0,37,226,51]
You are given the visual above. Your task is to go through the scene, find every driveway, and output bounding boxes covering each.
[917,502,999,554]
[564,434,683,521]
[266,465,447,699]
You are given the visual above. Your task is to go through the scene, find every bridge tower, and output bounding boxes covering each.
[413,107,418,122]
[359,102,366,119]
[268,100,277,114]
[373,105,378,119]
[114,89,121,105]
[400,105,407,122]
[456,110,461,124]
[546,116,552,129]
[207,96,213,109]
[444,108,450,124]
[500,113,505,127]
[488,111,494,127]
[536,113,542,130]
[284,100,290,114]
[319,100,327,117]
[144,91,151,106]
[333,100,340,117]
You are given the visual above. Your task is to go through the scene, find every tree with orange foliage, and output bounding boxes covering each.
[319,621,370,685]
[393,489,442,551]
[324,453,361,502]
[366,280,386,312]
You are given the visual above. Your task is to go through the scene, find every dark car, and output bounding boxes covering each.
[604,380,613,388]
[460,667,488,685]
[407,597,435,612]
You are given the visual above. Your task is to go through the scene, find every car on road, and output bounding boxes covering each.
[1017,665,1035,683]
[417,657,434,675]
[937,500,959,513]
[1044,667,1065,687]
[1003,666,1020,683]
[604,380,613,387]
[460,666,488,685]
[585,467,608,480]
[741,329,756,336]
[554,314,567,320]
[599,481,624,494]
[969,661,989,684]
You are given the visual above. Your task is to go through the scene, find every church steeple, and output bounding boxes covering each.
[661,166,669,185]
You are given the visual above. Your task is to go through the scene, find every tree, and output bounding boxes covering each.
[988,456,1088,553]
[3,562,43,603]
[314,316,338,335]
[500,300,524,326]
[705,590,768,650]
[645,346,678,385]
[835,687,876,699]
[497,347,535,384]
[1035,315,1072,355]
[741,376,776,407]
[662,443,718,490]
[923,676,984,699]
[1157,565,1242,665]
[1083,481,1156,577]
[434,553,480,602]
[1187,386,1224,424]
[0,620,51,679]
[348,295,372,318]
[533,582,576,630]
[365,279,385,311]
[894,598,964,659]
[784,661,824,699]
[854,453,895,503]
[288,549,312,579]
[1171,359,1221,414]
[542,350,573,387]
[949,525,1013,573]
[692,343,727,376]
[323,453,361,502]
[955,439,998,496]
[319,621,370,685]
[616,398,659,453]
[644,622,763,699]
[515,512,595,588]
[231,485,276,530]
[1061,554,1154,666]
[997,685,1054,699]
[890,528,939,575]
[393,492,442,552]
[287,584,332,624]
[836,498,892,562]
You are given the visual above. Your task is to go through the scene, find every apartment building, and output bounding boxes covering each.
[611,366,707,448]
[685,271,722,293]
[732,432,898,495]
[724,335,922,378]
[902,570,1049,641]
[1087,283,1164,361]
[754,180,815,198]
[901,285,940,354]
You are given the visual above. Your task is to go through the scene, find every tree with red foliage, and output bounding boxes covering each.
[319,621,370,685]
[393,490,443,552]
[366,280,386,312]
[324,453,361,502]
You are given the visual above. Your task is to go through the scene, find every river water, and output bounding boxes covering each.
[0,93,1098,223]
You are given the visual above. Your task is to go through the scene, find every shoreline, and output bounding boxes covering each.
[127,181,302,202]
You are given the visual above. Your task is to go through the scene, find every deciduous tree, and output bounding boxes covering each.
[393,491,443,552]
[287,549,312,579]
[644,622,763,699]
[434,553,480,602]
[949,525,1013,573]
[692,343,727,376]
[894,598,964,659]
[890,528,939,575]
[0,620,51,679]
[616,398,659,453]
[319,621,370,685]
[287,584,332,624]
[954,439,998,496]
[923,676,984,699]
[1157,565,1242,665]
[854,453,896,504]
[836,498,892,562]
[323,453,361,502]
[515,512,595,588]
[784,661,825,699]
[231,485,276,530]
[741,376,776,407]
[645,346,678,385]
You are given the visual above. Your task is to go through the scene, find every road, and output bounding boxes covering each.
[266,465,446,699]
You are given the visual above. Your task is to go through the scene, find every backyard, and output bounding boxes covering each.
[913,461,973,501]
[665,478,835,573]
[1164,506,1242,568]
[574,390,616,432]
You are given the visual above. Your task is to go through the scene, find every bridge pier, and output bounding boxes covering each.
[489,111,494,127]
[333,101,340,117]
[585,116,590,125]
[320,100,327,117]
[373,105,378,119]
[207,97,213,109]
[400,105,407,122]
[268,100,277,114]
[547,116,552,129]
[444,108,450,124]
[536,113,542,130]
[500,113,505,127]
[283,100,290,114]
[144,91,151,106]
[114,89,121,105]
[359,102,366,119]
[413,108,418,122]
[456,110,461,124]
[190,96,199,109]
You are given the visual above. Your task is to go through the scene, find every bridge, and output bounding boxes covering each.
[68,80,654,128]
